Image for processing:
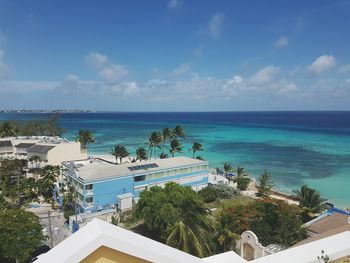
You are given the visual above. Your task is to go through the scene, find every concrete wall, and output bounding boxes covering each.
[88,176,134,212]
[47,142,87,165]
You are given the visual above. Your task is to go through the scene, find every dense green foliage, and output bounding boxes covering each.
[198,183,241,203]
[134,182,213,257]
[0,209,45,263]
[38,165,61,203]
[217,198,306,246]
[135,147,148,161]
[233,166,251,190]
[190,142,203,158]
[256,169,274,197]
[0,114,64,138]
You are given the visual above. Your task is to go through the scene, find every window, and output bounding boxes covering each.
[85,184,93,190]
[134,175,146,182]
[86,197,93,203]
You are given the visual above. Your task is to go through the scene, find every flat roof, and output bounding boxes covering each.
[15,142,36,148]
[27,144,56,154]
[308,211,350,235]
[65,156,208,182]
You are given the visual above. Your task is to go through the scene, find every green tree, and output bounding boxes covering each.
[162,127,173,151]
[38,165,61,203]
[111,144,129,164]
[223,162,233,180]
[170,139,182,157]
[135,147,148,161]
[0,209,45,263]
[75,130,95,148]
[233,166,251,190]
[256,170,273,197]
[293,185,325,216]
[134,182,213,257]
[173,125,186,139]
[0,121,18,137]
[190,141,203,158]
[147,131,163,159]
[198,186,218,203]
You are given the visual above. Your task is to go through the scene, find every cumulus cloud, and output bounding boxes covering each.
[99,64,128,83]
[86,51,128,83]
[123,82,139,95]
[86,52,109,70]
[208,13,225,39]
[279,83,298,93]
[0,49,9,79]
[250,66,280,85]
[274,36,288,48]
[309,54,336,74]
[172,63,190,76]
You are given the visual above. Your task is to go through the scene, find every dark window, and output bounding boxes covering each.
[134,175,146,182]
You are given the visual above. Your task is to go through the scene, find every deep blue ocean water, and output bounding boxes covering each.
[1,111,349,207]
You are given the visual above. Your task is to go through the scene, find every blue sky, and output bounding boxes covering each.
[0,0,350,111]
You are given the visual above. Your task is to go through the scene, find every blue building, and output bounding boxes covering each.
[63,156,209,213]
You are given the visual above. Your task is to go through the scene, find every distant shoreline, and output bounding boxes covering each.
[0,110,95,113]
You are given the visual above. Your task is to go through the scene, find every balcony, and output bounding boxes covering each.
[85,189,93,196]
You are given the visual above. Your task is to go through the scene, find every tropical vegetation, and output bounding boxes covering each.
[294,185,325,217]
[75,130,95,148]
[256,169,274,197]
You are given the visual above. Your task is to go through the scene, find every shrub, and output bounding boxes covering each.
[235,177,251,190]
[64,210,75,220]
[214,183,241,199]
[198,187,218,203]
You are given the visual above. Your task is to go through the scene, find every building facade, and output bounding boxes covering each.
[62,156,209,213]
[0,136,87,165]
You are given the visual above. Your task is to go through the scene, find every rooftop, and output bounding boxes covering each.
[307,211,350,235]
[64,156,208,182]
[27,144,56,154]
[0,140,13,147]
[34,218,350,263]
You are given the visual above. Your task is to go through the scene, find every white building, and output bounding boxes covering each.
[0,136,87,165]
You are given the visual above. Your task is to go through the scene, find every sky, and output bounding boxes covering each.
[0,0,350,111]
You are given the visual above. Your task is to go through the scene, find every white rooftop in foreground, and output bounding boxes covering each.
[34,218,350,263]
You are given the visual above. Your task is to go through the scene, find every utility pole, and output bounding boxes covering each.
[48,210,54,248]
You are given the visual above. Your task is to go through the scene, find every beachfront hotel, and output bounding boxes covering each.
[62,156,209,213]
[0,136,87,165]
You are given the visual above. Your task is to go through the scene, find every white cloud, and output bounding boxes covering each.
[0,48,9,79]
[168,0,182,9]
[250,66,280,85]
[99,64,128,83]
[309,54,336,74]
[339,64,350,74]
[208,13,225,39]
[274,36,288,48]
[124,82,139,95]
[86,52,109,70]
[86,52,128,83]
[279,83,298,93]
[172,63,190,76]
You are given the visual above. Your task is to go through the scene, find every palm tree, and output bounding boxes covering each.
[233,166,250,190]
[135,147,148,161]
[216,226,240,252]
[162,128,173,151]
[111,144,129,164]
[190,142,203,158]
[147,131,163,159]
[293,185,325,215]
[223,163,233,180]
[170,139,182,157]
[159,152,169,159]
[166,221,210,258]
[173,125,186,139]
[0,121,17,138]
[75,130,95,148]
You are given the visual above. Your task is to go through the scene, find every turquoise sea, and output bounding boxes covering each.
[1,112,349,208]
